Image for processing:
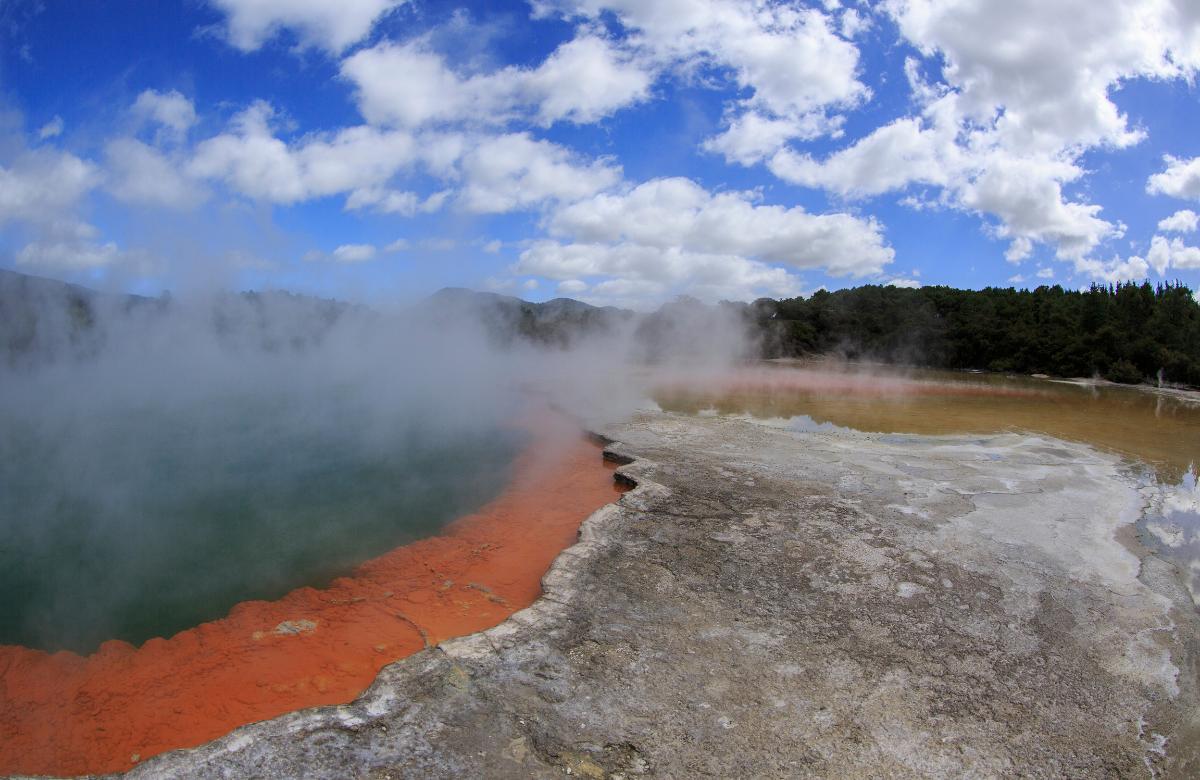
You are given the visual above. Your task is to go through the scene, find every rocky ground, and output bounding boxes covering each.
[87,412,1200,778]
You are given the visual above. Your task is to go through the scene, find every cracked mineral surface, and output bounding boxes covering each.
[55,411,1200,778]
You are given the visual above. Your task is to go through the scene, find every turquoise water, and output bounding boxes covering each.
[0,391,523,654]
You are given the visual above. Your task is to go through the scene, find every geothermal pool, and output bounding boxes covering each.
[655,363,1200,604]
[0,389,625,777]
[0,393,523,654]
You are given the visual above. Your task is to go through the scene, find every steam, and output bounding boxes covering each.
[0,277,756,653]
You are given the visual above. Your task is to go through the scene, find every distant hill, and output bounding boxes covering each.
[0,272,636,367]
[0,269,356,367]
[419,286,634,348]
[0,269,159,366]
[5,269,1197,385]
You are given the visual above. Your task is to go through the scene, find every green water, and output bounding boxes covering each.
[0,393,523,654]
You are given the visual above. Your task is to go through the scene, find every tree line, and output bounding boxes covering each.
[742,282,1200,387]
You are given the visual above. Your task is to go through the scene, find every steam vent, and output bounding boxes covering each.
[6,0,1200,777]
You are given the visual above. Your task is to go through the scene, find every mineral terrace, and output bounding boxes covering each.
[70,412,1200,778]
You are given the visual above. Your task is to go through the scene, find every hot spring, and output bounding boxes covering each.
[0,297,630,777]
[0,387,523,654]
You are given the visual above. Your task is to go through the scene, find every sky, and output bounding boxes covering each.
[0,0,1199,309]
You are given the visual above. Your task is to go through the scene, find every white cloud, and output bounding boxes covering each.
[383,238,409,253]
[511,176,893,304]
[185,82,628,219]
[1146,235,1200,274]
[1158,209,1199,233]
[840,8,871,39]
[38,116,63,140]
[516,240,798,305]
[539,0,867,116]
[344,187,449,215]
[331,243,377,263]
[188,102,419,204]
[545,177,892,277]
[703,110,840,167]
[1074,254,1151,283]
[538,1,868,160]
[1036,266,1054,279]
[457,132,621,214]
[105,138,204,209]
[770,92,1117,263]
[523,35,654,126]
[303,243,381,264]
[769,115,950,197]
[0,147,99,229]
[885,0,1198,151]
[341,34,650,130]
[1148,155,1200,201]
[16,240,122,270]
[14,227,156,274]
[744,0,1200,268]
[132,89,197,137]
[208,0,404,53]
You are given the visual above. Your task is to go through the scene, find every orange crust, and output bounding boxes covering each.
[0,418,624,777]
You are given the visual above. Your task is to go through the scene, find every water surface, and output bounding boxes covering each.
[656,364,1198,481]
[0,390,523,654]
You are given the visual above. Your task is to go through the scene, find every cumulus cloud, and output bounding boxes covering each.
[702,111,840,167]
[730,0,1200,270]
[208,0,404,53]
[132,89,197,138]
[344,187,449,216]
[769,115,951,197]
[105,138,205,209]
[771,92,1118,263]
[1,150,98,239]
[1074,255,1151,284]
[537,0,867,160]
[511,176,893,305]
[885,0,1198,151]
[187,102,419,204]
[457,133,621,214]
[1148,155,1200,201]
[341,34,650,129]
[1146,235,1200,274]
[545,177,892,276]
[516,241,798,306]
[1158,209,1199,233]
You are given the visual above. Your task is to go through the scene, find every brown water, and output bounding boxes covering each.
[654,363,1200,483]
[654,362,1200,604]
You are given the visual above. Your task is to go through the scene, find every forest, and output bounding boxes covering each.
[744,282,1200,387]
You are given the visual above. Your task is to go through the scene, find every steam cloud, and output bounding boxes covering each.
[0,275,755,652]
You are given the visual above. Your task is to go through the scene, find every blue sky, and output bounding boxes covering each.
[1,0,1198,308]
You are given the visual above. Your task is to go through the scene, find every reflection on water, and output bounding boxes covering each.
[1144,467,1200,605]
[654,362,1200,605]
[655,363,1199,482]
